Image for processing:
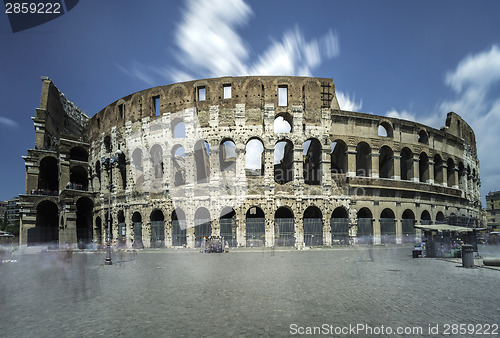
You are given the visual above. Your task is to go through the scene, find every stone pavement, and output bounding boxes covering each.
[0,245,499,337]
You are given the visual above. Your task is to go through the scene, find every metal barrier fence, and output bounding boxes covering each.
[304,218,323,246]
[133,222,143,248]
[220,218,237,247]
[331,218,349,245]
[172,220,186,246]
[380,218,396,244]
[402,219,417,243]
[151,221,165,248]
[357,218,373,244]
[246,218,265,247]
[275,218,295,246]
[195,219,211,247]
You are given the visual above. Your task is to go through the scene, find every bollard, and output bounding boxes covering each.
[461,244,474,268]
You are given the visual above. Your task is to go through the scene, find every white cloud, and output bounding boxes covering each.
[0,116,18,128]
[336,91,362,111]
[385,109,442,129]
[439,44,500,203]
[116,61,156,86]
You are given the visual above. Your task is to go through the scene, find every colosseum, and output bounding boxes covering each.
[19,75,482,248]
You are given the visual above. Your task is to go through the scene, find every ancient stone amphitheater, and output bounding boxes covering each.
[19,76,482,248]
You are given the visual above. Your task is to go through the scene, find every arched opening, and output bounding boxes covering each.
[331,207,349,245]
[70,147,88,162]
[245,138,264,176]
[379,146,394,179]
[172,209,186,246]
[29,200,59,246]
[274,207,294,247]
[150,209,165,248]
[303,138,322,185]
[434,154,443,184]
[357,208,373,244]
[436,211,445,224]
[76,197,94,249]
[421,210,431,225]
[194,140,210,183]
[419,152,429,183]
[117,210,126,246]
[402,209,416,243]
[274,139,294,184]
[303,206,323,246]
[246,207,265,247]
[220,207,237,247]
[38,157,58,194]
[331,140,347,174]
[458,162,465,191]
[400,147,413,181]
[172,119,185,138]
[132,212,143,248]
[117,151,127,189]
[447,158,455,187]
[195,207,211,247]
[95,216,102,246]
[104,135,111,153]
[356,142,371,177]
[172,145,186,186]
[95,160,101,190]
[150,144,164,179]
[274,114,292,133]
[418,130,428,144]
[131,148,144,187]
[219,139,237,172]
[380,208,396,244]
[378,121,393,137]
[69,166,88,191]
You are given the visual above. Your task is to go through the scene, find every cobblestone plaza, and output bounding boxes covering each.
[1,245,499,337]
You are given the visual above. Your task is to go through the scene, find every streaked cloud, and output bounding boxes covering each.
[336,91,362,111]
[0,116,18,128]
[385,109,442,129]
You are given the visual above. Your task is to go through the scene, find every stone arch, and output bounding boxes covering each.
[356,142,371,177]
[378,120,393,137]
[380,208,396,244]
[194,207,211,247]
[402,209,416,243]
[219,138,237,172]
[70,146,88,162]
[150,144,164,179]
[274,112,292,133]
[436,211,445,224]
[331,206,349,245]
[458,161,465,191]
[357,207,373,244]
[379,145,394,179]
[194,140,210,183]
[172,208,186,246]
[274,139,294,184]
[172,145,186,186]
[76,197,94,248]
[220,207,237,247]
[434,154,443,184]
[246,206,265,247]
[303,138,322,185]
[447,158,456,187]
[303,206,323,246]
[246,138,264,176]
[69,165,88,190]
[29,200,59,246]
[420,210,431,225]
[418,129,428,144]
[132,211,143,248]
[419,152,429,183]
[400,147,413,181]
[331,139,347,174]
[171,118,185,138]
[117,210,126,246]
[150,209,165,248]
[38,156,58,193]
[275,206,295,247]
[104,135,112,153]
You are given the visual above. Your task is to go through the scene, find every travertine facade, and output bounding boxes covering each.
[19,76,482,248]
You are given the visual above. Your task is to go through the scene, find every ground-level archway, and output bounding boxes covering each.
[246,207,265,247]
[29,200,59,246]
[304,206,323,246]
[331,207,349,245]
[275,207,294,247]
[76,197,94,249]
[220,207,237,247]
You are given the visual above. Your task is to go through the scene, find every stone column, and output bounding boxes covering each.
[393,153,401,180]
[347,147,357,177]
[323,216,331,246]
[427,160,434,184]
[371,152,379,178]
[294,216,304,248]
[373,218,381,245]
[395,219,402,244]
[412,154,420,182]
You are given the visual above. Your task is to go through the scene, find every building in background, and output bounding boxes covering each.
[486,191,500,230]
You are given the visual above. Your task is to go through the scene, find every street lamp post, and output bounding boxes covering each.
[102,149,123,265]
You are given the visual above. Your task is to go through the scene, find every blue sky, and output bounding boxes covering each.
[1,0,499,205]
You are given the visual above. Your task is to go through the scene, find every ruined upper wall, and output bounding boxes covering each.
[35,77,89,149]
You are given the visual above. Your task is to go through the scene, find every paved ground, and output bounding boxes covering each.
[0,245,499,337]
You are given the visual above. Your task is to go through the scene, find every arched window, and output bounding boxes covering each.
[246,207,265,247]
[274,139,294,184]
[150,144,164,179]
[303,138,322,185]
[132,212,143,248]
[331,140,347,174]
[303,206,323,246]
[219,139,237,172]
[331,207,349,245]
[378,121,393,137]
[246,138,264,176]
[379,146,394,179]
[434,154,443,184]
[38,157,58,194]
[436,211,445,224]
[220,207,237,247]
[356,142,371,177]
[117,210,126,245]
[172,119,185,138]
[447,158,456,187]
[172,145,186,187]
[150,209,165,248]
[194,140,210,183]
[420,210,431,225]
[419,152,429,183]
[275,207,294,247]
[104,135,111,153]
[402,209,416,243]
[69,166,88,191]
[418,130,428,144]
[194,207,211,247]
[70,147,88,162]
[380,208,396,244]
[274,113,292,133]
[400,148,413,181]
